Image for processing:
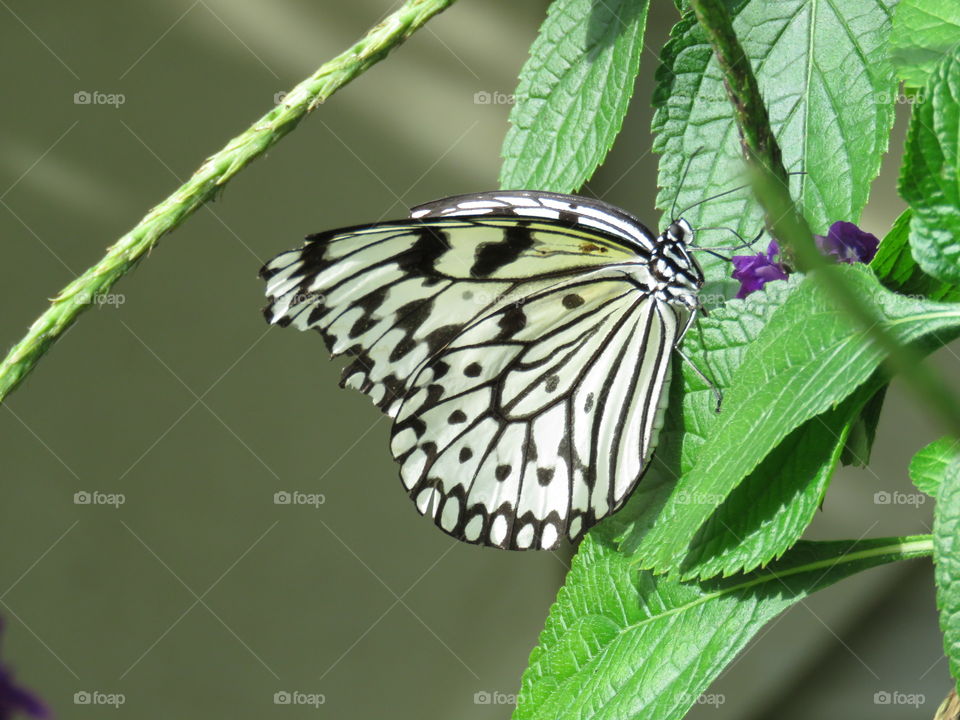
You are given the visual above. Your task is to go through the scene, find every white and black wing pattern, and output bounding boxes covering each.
[260,193,656,418]
[260,190,704,550]
[391,275,687,549]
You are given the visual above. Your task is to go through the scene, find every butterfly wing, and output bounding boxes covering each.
[261,191,692,550]
[391,277,685,549]
[261,212,649,417]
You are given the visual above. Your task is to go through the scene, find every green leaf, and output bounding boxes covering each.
[614,281,792,558]
[514,529,931,720]
[840,384,888,467]
[900,47,960,286]
[934,453,960,687]
[676,389,876,580]
[636,264,960,574]
[499,0,650,192]
[652,278,807,479]
[889,0,960,89]
[653,0,897,287]
[618,277,872,579]
[871,210,960,301]
[911,436,960,496]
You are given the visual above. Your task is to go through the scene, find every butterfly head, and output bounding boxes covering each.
[653,218,704,311]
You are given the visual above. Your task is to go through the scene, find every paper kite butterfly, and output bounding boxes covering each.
[260,191,705,550]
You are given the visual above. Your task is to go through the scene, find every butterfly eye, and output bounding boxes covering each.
[668,221,689,242]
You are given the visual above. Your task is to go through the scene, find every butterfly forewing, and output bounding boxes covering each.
[261,216,642,416]
[260,191,702,550]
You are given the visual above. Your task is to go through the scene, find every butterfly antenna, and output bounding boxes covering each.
[674,170,809,219]
[676,183,750,218]
[693,226,765,253]
[694,247,733,263]
[670,148,705,221]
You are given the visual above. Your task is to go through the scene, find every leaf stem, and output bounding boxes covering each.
[0,0,457,404]
[688,0,960,438]
[627,535,932,630]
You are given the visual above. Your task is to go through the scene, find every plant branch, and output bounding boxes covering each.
[0,0,457,404]
[689,0,960,438]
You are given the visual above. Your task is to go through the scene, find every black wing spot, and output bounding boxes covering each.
[562,293,585,309]
[349,315,378,339]
[424,324,461,355]
[544,375,560,392]
[379,375,405,406]
[387,298,436,362]
[448,410,467,424]
[584,393,595,413]
[537,467,555,486]
[470,224,534,277]
[431,360,451,381]
[295,238,331,274]
[426,384,445,406]
[421,442,438,461]
[495,464,511,481]
[346,286,390,339]
[459,447,473,463]
[389,334,417,363]
[307,304,327,326]
[464,362,482,377]
[497,305,527,339]
[395,227,450,278]
[523,434,538,461]
[406,417,427,438]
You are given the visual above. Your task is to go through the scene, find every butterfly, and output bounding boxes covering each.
[260,190,705,550]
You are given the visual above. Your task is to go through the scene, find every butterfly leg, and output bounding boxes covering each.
[674,308,722,412]
[676,348,723,413]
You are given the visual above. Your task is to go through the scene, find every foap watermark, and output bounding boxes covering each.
[74,90,126,108]
[698,293,729,310]
[874,90,925,105]
[873,690,925,707]
[675,490,725,506]
[273,691,325,707]
[874,490,926,507]
[74,490,126,508]
[473,90,515,105]
[74,690,125,708]
[284,291,325,307]
[473,690,520,706]
[72,291,126,308]
[274,491,326,508]
[679,692,726,707]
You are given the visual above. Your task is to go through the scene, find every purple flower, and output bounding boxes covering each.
[731,240,789,299]
[814,221,879,264]
[730,221,880,298]
[0,620,49,719]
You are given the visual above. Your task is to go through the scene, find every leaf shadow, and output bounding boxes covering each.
[586,0,649,59]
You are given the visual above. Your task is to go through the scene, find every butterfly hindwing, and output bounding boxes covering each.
[391,276,684,549]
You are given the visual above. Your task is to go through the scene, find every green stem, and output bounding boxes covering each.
[0,0,457,404]
[689,0,960,439]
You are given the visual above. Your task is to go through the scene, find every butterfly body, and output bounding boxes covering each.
[261,191,703,550]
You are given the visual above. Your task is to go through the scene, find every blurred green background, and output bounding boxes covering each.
[0,1,956,717]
